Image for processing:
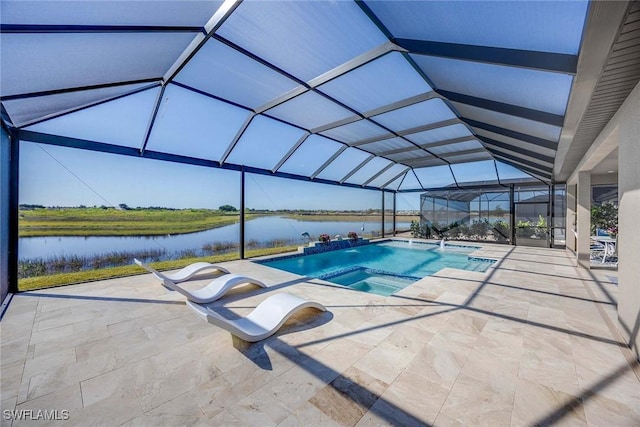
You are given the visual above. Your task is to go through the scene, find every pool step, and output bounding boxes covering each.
[321,267,417,296]
[462,260,494,272]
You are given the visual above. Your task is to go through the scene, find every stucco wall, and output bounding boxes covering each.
[617,82,640,359]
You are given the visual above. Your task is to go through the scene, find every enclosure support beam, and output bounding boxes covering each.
[509,184,516,245]
[8,130,18,294]
[381,191,385,238]
[1,125,18,302]
[6,129,19,295]
[550,184,555,248]
[393,192,397,236]
[240,169,245,260]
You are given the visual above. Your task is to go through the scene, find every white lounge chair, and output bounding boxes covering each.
[163,274,266,303]
[187,293,327,342]
[134,258,229,283]
[135,258,264,303]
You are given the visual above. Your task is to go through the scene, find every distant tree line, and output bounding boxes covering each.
[19,204,393,214]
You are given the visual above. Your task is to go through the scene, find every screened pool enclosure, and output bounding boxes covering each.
[1,0,597,293]
[418,184,566,248]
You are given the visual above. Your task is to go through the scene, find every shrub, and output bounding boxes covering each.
[516,220,532,237]
[492,220,510,243]
[591,203,617,235]
[318,233,331,244]
[347,231,358,240]
[470,219,490,239]
[534,215,548,239]
[410,220,432,238]
[456,223,469,240]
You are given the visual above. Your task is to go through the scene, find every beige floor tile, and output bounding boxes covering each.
[13,384,83,426]
[511,377,587,427]
[384,323,434,354]
[0,396,17,427]
[438,372,515,427]
[278,401,342,427]
[309,366,389,427]
[406,340,468,390]
[358,370,449,426]
[297,338,373,378]
[74,388,143,427]
[353,341,415,385]
[1,243,637,426]
[121,413,208,427]
[582,392,640,426]
[1,337,31,367]
[518,349,581,395]
[79,359,154,407]
[190,362,276,418]
[1,360,25,402]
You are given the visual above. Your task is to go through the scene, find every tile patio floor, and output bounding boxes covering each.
[1,241,639,426]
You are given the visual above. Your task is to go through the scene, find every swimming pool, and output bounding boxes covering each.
[259,240,495,296]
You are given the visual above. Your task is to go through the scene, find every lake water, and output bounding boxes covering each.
[19,216,411,260]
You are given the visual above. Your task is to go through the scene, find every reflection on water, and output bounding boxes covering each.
[20,216,412,260]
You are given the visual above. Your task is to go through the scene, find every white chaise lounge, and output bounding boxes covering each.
[135,258,264,303]
[134,258,230,283]
[187,293,327,342]
[164,274,266,304]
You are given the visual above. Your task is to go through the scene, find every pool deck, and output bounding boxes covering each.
[1,241,639,426]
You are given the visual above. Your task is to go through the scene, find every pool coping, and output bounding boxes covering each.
[253,237,498,265]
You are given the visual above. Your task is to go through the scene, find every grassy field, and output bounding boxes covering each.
[19,207,418,237]
[19,207,247,237]
[18,245,299,291]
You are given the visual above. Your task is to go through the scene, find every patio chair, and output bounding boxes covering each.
[135,258,264,303]
[187,293,327,342]
[589,237,617,265]
[161,274,266,303]
[603,239,618,266]
[134,258,230,283]
[590,240,606,262]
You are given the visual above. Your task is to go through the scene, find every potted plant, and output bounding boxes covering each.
[347,231,358,241]
[318,233,331,244]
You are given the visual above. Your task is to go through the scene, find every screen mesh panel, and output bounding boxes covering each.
[316,147,371,182]
[1,33,196,97]
[366,0,588,54]
[318,52,432,113]
[146,84,252,161]
[175,39,301,109]
[226,115,307,170]
[26,88,160,149]
[278,135,343,176]
[217,0,388,81]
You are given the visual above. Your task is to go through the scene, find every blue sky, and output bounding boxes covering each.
[19,141,421,211]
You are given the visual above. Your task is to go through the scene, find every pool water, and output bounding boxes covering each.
[322,268,417,296]
[260,240,495,296]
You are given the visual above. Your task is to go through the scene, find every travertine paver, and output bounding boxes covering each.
[1,241,638,426]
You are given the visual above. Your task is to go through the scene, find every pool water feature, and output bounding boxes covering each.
[259,240,495,296]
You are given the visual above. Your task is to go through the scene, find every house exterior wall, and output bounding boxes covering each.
[617,82,640,359]
[572,81,640,359]
[577,172,591,269]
